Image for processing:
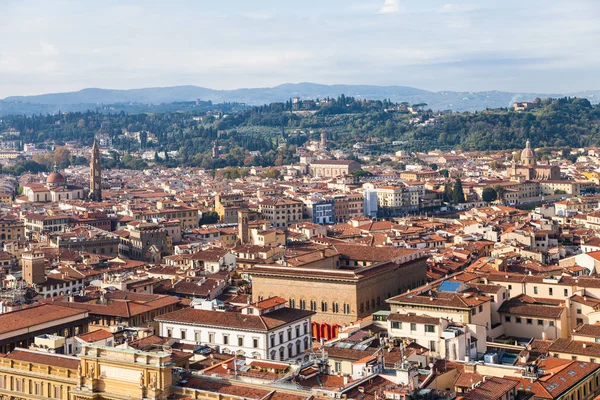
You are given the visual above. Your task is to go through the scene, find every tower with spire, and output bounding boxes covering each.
[89,139,102,202]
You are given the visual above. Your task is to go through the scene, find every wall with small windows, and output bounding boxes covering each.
[499,311,568,340]
[158,317,312,362]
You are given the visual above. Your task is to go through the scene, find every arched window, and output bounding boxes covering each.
[332,302,339,313]
[289,298,295,308]
[310,300,317,311]
[270,350,276,360]
[279,347,285,361]
[321,301,328,312]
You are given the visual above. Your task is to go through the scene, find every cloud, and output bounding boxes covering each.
[379,0,400,14]
[439,3,476,14]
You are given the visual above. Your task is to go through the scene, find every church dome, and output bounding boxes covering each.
[47,171,65,185]
[521,140,535,165]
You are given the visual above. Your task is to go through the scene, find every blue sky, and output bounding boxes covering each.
[1,0,599,97]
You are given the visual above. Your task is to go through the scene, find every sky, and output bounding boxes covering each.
[1,0,600,98]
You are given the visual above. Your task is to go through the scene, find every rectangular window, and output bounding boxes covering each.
[223,335,229,345]
[429,340,437,352]
[253,338,259,348]
[167,328,173,338]
[549,321,555,327]
[564,289,568,296]
[538,320,544,326]
[209,333,215,343]
[549,288,553,296]
[516,317,522,324]
[478,305,483,312]
[410,323,417,331]
[534,287,538,294]
[577,309,582,314]
[195,331,201,342]
[392,321,402,329]
[335,362,341,372]
[526,318,533,325]
[425,325,435,333]
[505,316,511,322]
[181,330,186,340]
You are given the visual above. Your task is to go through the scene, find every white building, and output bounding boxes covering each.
[156,297,315,362]
[387,313,486,362]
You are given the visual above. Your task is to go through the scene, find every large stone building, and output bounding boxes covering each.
[250,249,427,325]
[53,225,120,257]
[257,198,303,228]
[0,216,24,242]
[0,303,89,353]
[118,221,169,262]
[309,160,361,178]
[215,192,245,224]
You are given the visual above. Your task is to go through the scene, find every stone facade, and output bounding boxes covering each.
[250,258,428,325]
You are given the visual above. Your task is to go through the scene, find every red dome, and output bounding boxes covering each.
[47,171,65,184]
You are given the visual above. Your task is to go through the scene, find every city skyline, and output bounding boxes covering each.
[1,0,599,98]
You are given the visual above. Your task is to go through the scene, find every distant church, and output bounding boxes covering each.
[89,139,102,201]
[508,140,560,181]
[22,170,84,203]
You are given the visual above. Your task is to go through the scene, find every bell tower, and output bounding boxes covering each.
[90,140,102,202]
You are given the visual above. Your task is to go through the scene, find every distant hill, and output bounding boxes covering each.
[2,83,600,115]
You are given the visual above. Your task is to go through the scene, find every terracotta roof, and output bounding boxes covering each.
[0,304,88,335]
[497,295,565,319]
[573,323,600,338]
[156,307,314,332]
[4,348,79,370]
[76,329,113,343]
[462,377,518,400]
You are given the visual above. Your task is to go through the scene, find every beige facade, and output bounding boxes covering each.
[309,160,361,177]
[251,258,427,325]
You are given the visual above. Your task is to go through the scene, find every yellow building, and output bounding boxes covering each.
[0,345,173,400]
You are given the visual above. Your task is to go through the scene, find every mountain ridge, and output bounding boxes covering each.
[2,83,599,114]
